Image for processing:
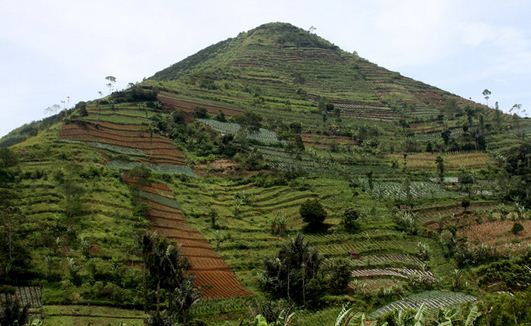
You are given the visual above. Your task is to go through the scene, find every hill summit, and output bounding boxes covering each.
[149,21,475,123]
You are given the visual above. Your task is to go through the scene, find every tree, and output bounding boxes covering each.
[193,107,209,119]
[237,111,263,133]
[441,129,452,146]
[76,101,88,117]
[44,103,61,116]
[458,171,475,198]
[289,122,302,134]
[105,75,117,94]
[299,199,327,230]
[260,234,323,306]
[57,172,84,218]
[0,206,31,282]
[436,156,445,184]
[0,148,18,168]
[141,232,199,324]
[482,89,491,107]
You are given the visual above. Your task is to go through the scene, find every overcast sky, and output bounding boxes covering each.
[1,0,530,137]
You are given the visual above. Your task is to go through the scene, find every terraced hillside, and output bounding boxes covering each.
[1,21,529,325]
[123,176,250,298]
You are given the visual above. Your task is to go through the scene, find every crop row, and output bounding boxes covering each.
[350,253,424,267]
[198,119,282,145]
[370,291,477,318]
[0,287,42,309]
[351,267,434,280]
[318,239,418,256]
[362,180,454,201]
[107,160,195,177]
[158,92,244,117]
[60,121,186,165]
[124,177,251,299]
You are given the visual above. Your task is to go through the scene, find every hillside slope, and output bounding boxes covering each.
[0,22,529,325]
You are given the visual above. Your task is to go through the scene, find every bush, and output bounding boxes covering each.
[461,199,471,212]
[128,165,152,185]
[193,107,209,119]
[0,148,18,168]
[512,222,524,235]
[271,214,288,236]
[299,199,327,230]
[394,210,417,235]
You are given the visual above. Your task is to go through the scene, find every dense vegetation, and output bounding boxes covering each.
[0,22,529,325]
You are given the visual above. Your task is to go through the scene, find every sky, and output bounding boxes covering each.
[1,0,530,137]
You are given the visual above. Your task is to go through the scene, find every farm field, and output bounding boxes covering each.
[386,151,493,171]
[369,291,477,318]
[458,220,531,253]
[42,305,145,326]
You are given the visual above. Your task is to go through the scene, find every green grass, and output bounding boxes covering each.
[43,305,145,326]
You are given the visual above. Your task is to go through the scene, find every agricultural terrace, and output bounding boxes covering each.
[458,220,531,254]
[158,91,244,117]
[386,151,493,171]
[161,175,451,296]
[123,176,251,298]
[197,118,283,145]
[369,291,477,318]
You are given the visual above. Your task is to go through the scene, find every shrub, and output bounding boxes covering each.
[416,242,430,261]
[128,165,152,185]
[394,210,417,235]
[343,208,360,232]
[193,107,209,119]
[512,222,524,235]
[271,214,288,236]
[0,148,18,168]
[461,199,471,212]
[299,199,327,230]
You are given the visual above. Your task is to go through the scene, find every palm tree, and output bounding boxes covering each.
[0,296,29,326]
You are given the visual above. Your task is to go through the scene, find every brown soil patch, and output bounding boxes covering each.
[158,92,243,117]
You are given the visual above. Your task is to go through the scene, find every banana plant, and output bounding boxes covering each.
[253,309,295,326]
[414,304,427,326]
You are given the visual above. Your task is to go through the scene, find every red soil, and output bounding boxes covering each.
[158,92,243,117]
[60,120,186,165]
[122,177,252,299]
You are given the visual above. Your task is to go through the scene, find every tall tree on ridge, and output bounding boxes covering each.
[105,75,117,94]
[482,89,491,107]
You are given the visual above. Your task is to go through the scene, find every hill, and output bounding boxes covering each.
[0,22,529,325]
